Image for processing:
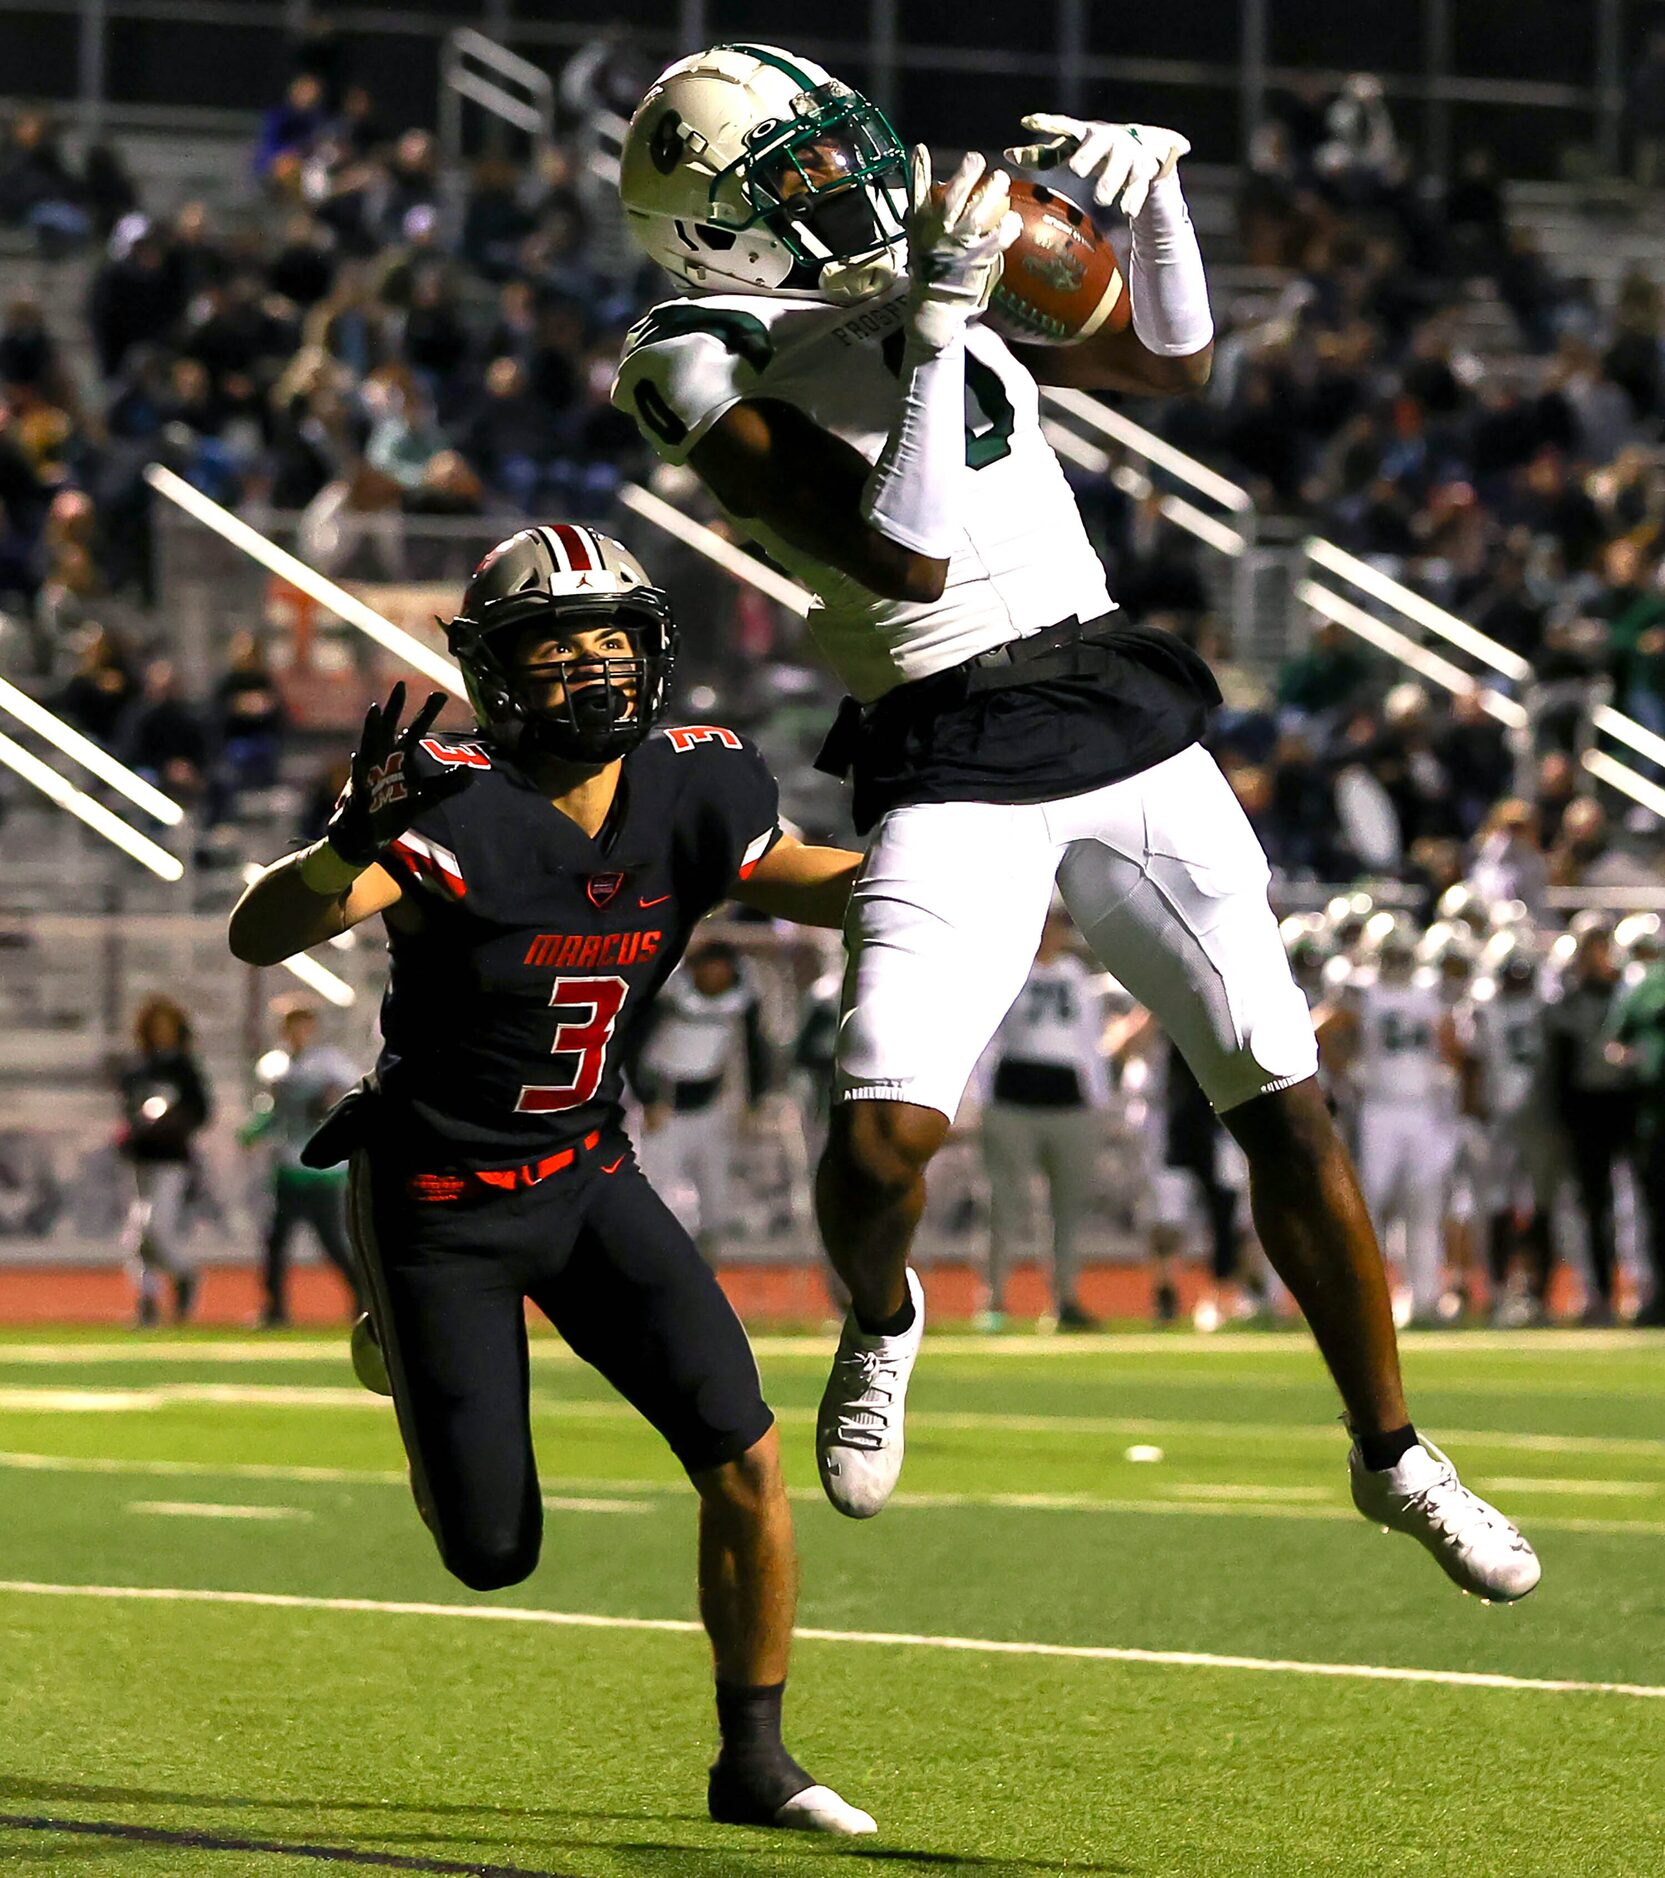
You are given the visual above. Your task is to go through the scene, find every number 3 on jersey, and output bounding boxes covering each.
[515,976,628,1113]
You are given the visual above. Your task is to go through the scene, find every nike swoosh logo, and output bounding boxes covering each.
[639,893,671,908]
[601,1156,626,1174]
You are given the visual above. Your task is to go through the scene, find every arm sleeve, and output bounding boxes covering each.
[859,331,967,557]
[612,319,752,467]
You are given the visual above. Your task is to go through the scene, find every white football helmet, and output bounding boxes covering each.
[619,42,908,304]
[1360,910,1418,979]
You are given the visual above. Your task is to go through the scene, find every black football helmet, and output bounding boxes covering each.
[445,524,677,763]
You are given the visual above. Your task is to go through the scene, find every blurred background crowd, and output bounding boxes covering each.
[3,33,1665,877]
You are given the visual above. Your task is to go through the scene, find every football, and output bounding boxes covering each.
[987,179,1129,346]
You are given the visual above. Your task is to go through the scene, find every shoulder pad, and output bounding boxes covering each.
[613,301,778,464]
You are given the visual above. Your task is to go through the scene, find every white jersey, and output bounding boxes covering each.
[637,970,757,1087]
[988,955,1111,1107]
[612,286,1112,702]
[1463,987,1547,1123]
[1347,971,1455,1114]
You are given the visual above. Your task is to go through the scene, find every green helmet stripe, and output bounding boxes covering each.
[722,42,820,92]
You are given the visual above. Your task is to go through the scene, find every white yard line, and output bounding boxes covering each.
[0,1577,1658,1700]
[0,1450,410,1485]
[6,1450,1664,1536]
[127,1501,313,1521]
[539,1496,651,1515]
[1164,1483,1330,1502]
[7,1379,1659,1466]
[1478,1477,1659,1497]
[4,1328,1663,1364]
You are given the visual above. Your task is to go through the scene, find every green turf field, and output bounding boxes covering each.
[2,1323,1663,1876]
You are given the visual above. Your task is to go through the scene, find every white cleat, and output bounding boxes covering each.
[774,1785,878,1835]
[817,1268,925,1519]
[1349,1438,1541,1602]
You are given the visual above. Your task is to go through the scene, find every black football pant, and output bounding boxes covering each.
[1170,1139,1240,1282]
[1564,1094,1636,1306]
[263,1176,360,1320]
[347,1133,773,1592]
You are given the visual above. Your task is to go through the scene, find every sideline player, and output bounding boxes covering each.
[241,996,361,1326]
[633,938,769,1256]
[1318,916,1462,1326]
[229,526,874,1836]
[977,906,1110,1330]
[1462,932,1561,1323]
[610,44,1538,1602]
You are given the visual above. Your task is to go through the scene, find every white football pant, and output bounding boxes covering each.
[124,1161,194,1307]
[636,1106,733,1245]
[837,744,1318,1119]
[1358,1102,1458,1316]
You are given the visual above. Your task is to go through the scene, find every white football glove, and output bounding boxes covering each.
[904,146,1022,351]
[1003,116,1190,219]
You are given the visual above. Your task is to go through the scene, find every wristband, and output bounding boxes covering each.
[297,839,368,897]
[1128,170,1214,358]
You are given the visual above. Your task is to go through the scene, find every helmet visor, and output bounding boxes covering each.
[718,84,905,267]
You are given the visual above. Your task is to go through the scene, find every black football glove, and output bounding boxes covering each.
[325,683,474,867]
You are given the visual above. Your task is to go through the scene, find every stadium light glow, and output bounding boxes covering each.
[1042,386,1254,513]
[273,947,358,1008]
[1040,423,1246,557]
[1295,581,1527,728]
[1304,538,1534,683]
[239,863,357,1007]
[1582,748,1665,823]
[144,464,464,693]
[1592,703,1665,772]
[617,482,813,615]
[0,673,184,826]
[0,727,184,879]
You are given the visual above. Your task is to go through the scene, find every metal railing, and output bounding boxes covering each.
[1299,536,1665,822]
[438,26,555,174]
[1039,384,1270,661]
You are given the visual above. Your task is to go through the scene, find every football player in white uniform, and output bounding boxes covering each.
[1462,933,1562,1324]
[611,43,1538,1602]
[1320,916,1463,1325]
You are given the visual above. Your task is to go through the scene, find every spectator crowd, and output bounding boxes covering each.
[0,42,655,696]
[0,48,1663,892]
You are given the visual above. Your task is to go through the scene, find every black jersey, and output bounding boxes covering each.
[372,725,781,1169]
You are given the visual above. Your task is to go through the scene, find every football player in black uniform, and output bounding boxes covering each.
[229,524,873,1836]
